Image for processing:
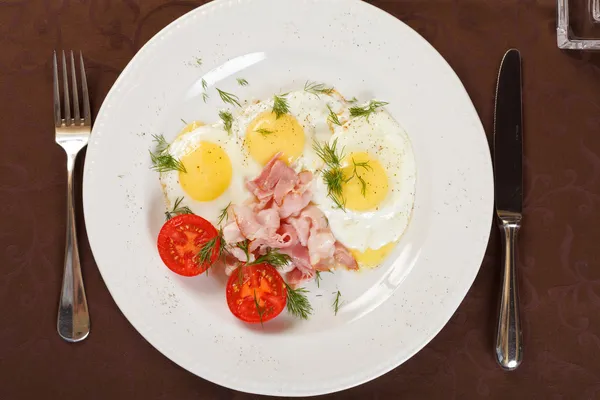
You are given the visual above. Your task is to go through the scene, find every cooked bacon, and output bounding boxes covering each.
[334,242,358,270]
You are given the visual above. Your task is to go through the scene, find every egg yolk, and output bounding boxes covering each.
[245,111,305,165]
[341,152,389,211]
[179,141,232,202]
[351,242,397,267]
[178,120,204,136]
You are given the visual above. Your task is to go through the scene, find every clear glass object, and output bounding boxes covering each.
[557,0,600,49]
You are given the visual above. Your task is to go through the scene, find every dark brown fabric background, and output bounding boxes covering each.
[1,0,599,399]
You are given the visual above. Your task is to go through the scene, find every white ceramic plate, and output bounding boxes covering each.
[83,0,493,396]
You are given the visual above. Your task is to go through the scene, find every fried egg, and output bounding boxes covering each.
[232,89,347,172]
[159,121,260,225]
[313,107,416,266]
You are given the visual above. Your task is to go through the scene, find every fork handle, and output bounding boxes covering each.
[495,219,522,370]
[57,154,90,342]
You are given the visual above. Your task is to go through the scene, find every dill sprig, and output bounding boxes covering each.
[236,78,249,86]
[272,95,289,119]
[149,134,186,173]
[284,282,312,319]
[327,104,342,126]
[180,118,188,125]
[313,139,346,210]
[202,79,208,91]
[255,128,274,137]
[304,81,334,97]
[348,97,358,103]
[253,289,264,327]
[219,110,233,134]
[349,100,388,120]
[216,88,241,107]
[165,197,193,220]
[202,92,209,103]
[332,290,342,316]
[197,228,227,271]
[345,158,373,197]
[315,271,322,288]
[217,202,230,225]
[250,248,291,268]
[237,239,251,262]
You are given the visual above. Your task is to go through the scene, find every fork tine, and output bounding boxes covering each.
[53,51,62,127]
[61,51,71,126]
[70,51,80,124]
[80,52,91,126]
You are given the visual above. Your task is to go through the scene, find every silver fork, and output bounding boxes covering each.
[54,50,91,342]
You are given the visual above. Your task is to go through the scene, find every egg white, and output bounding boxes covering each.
[313,108,417,252]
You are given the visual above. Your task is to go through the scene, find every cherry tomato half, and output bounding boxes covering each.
[226,263,287,324]
[157,214,219,276]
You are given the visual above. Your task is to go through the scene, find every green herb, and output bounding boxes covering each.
[149,134,187,173]
[197,228,227,270]
[250,248,291,268]
[236,78,249,86]
[202,92,209,103]
[165,197,193,220]
[255,128,274,137]
[236,239,251,262]
[152,134,170,153]
[344,158,373,197]
[202,78,208,91]
[180,118,188,125]
[217,202,230,225]
[348,97,358,103]
[327,105,342,126]
[195,58,202,66]
[272,94,290,119]
[349,100,388,120]
[315,271,322,288]
[304,81,334,97]
[219,110,233,134]
[313,139,346,210]
[253,289,264,327]
[216,88,241,107]
[284,282,313,319]
[332,290,342,316]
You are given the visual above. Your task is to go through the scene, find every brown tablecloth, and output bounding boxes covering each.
[2,0,599,398]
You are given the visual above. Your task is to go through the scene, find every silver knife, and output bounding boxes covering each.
[493,48,523,370]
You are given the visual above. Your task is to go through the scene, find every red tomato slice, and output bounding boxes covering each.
[157,214,219,276]
[226,263,287,324]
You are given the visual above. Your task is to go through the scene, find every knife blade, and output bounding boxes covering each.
[493,48,523,371]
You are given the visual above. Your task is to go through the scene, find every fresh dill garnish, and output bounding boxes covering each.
[327,105,342,126]
[250,248,291,268]
[253,289,264,327]
[315,271,322,288]
[149,134,186,173]
[152,134,170,153]
[313,139,346,210]
[332,290,342,316]
[165,197,193,220]
[236,239,251,262]
[304,81,334,97]
[272,94,290,119]
[216,88,241,107]
[349,100,388,120]
[236,78,249,86]
[197,227,227,269]
[344,158,373,197]
[202,92,209,103]
[348,97,358,103]
[217,202,230,225]
[196,58,202,66]
[255,128,274,137]
[284,282,312,319]
[202,78,208,91]
[180,118,188,125]
[219,110,234,135]
[313,138,345,168]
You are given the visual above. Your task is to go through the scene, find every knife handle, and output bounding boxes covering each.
[495,218,523,370]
